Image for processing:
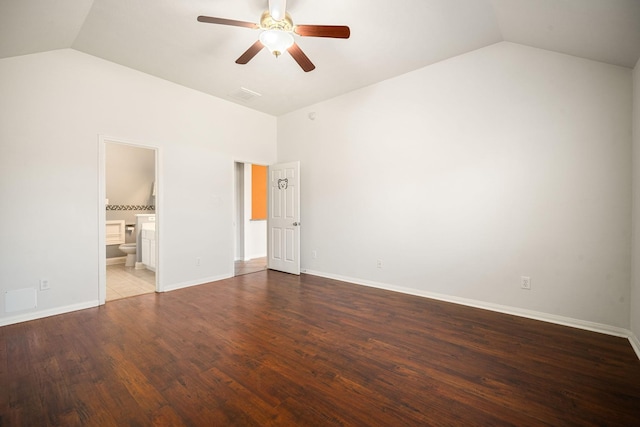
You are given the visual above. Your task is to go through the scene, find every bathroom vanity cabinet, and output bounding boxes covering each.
[141,225,156,271]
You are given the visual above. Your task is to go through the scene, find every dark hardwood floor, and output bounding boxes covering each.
[1,271,639,426]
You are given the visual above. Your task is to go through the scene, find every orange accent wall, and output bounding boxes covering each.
[251,164,268,220]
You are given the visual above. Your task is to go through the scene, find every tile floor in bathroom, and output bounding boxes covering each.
[106,263,156,301]
[106,257,266,301]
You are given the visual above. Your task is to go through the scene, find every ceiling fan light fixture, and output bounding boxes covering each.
[198,8,349,71]
[259,29,294,57]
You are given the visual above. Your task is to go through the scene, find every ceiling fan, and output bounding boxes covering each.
[197,0,350,72]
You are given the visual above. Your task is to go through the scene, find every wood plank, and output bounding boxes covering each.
[1,270,639,425]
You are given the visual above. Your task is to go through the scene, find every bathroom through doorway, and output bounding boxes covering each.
[99,138,159,303]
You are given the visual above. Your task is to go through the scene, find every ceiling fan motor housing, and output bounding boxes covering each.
[260,11,294,31]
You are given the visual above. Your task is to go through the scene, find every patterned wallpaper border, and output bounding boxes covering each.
[106,205,155,211]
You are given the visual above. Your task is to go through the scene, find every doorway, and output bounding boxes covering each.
[234,162,267,276]
[99,137,159,303]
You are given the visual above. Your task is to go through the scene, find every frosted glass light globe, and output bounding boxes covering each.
[260,30,294,57]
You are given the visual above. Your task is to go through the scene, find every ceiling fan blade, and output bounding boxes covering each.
[288,43,315,72]
[294,25,350,39]
[269,0,287,21]
[236,40,265,64]
[197,15,259,29]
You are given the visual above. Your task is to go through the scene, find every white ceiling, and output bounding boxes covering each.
[1,0,639,116]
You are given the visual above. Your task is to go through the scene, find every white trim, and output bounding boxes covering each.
[162,274,233,293]
[0,301,99,327]
[629,332,640,360]
[98,137,106,304]
[233,160,243,275]
[106,256,126,265]
[302,269,639,358]
[155,147,163,292]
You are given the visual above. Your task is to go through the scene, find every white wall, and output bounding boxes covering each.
[632,57,640,339]
[106,142,155,207]
[0,49,276,324]
[278,42,632,329]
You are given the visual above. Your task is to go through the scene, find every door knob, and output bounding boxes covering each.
[293,222,300,226]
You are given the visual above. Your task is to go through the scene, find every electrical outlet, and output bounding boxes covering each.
[521,276,531,290]
[376,260,383,269]
[196,257,201,267]
[312,250,317,259]
[40,279,50,291]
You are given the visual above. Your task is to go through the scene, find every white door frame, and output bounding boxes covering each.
[232,160,270,274]
[98,135,161,304]
[233,161,246,263]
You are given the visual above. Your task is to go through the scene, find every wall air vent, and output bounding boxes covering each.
[229,87,262,102]
[5,288,37,313]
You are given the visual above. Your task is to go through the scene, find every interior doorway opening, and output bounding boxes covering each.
[99,138,159,303]
[234,162,267,276]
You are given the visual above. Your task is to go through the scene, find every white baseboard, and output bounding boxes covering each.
[629,332,640,360]
[302,269,638,358]
[106,256,126,265]
[0,300,99,327]
[162,273,233,292]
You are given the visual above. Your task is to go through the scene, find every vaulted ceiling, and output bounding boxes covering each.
[1,0,639,116]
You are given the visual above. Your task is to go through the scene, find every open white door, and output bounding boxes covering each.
[268,161,300,274]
